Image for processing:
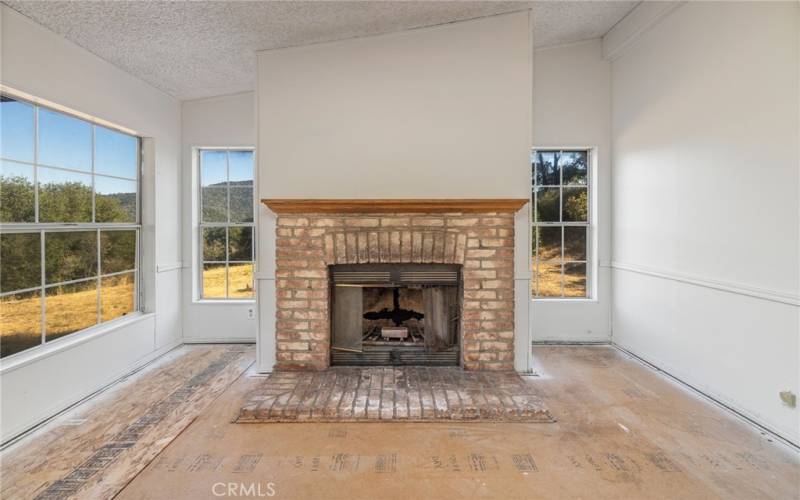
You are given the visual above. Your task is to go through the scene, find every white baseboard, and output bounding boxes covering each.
[533,339,611,345]
[613,342,800,450]
[183,338,256,344]
[533,333,612,344]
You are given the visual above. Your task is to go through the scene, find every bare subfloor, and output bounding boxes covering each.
[1,345,797,499]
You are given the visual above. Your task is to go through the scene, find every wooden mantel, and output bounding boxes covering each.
[261,199,528,214]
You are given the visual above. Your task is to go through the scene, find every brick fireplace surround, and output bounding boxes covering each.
[266,200,525,372]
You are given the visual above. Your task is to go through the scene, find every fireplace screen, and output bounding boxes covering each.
[330,264,461,366]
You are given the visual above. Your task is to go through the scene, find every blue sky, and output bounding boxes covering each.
[201,149,253,187]
[1,97,138,180]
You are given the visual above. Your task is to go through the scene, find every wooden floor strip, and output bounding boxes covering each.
[1,345,255,500]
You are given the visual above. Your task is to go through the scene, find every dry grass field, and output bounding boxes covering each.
[533,261,586,297]
[1,263,253,357]
[0,273,134,357]
[202,263,253,299]
[533,229,587,297]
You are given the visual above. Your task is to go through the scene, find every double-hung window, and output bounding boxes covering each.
[198,148,255,300]
[0,94,141,358]
[531,149,591,298]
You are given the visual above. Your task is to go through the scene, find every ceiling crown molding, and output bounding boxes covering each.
[602,1,685,62]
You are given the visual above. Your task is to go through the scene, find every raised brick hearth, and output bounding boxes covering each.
[273,211,517,371]
[237,367,553,422]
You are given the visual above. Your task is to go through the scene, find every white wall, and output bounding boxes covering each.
[181,92,257,342]
[0,6,182,442]
[532,39,612,342]
[257,12,532,199]
[609,2,800,444]
[255,12,534,372]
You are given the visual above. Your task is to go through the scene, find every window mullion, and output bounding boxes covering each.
[199,150,204,226]
[559,151,564,297]
[199,222,205,300]
[34,106,39,224]
[136,227,141,311]
[91,125,96,224]
[40,229,46,344]
[96,228,101,324]
[532,156,538,297]
[534,226,539,298]
[226,150,231,299]
[1,223,140,232]
[225,227,230,299]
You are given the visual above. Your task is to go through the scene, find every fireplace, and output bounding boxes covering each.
[330,264,461,366]
[264,199,526,371]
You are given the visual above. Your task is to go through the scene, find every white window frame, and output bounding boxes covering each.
[196,147,255,302]
[531,147,596,301]
[0,91,142,360]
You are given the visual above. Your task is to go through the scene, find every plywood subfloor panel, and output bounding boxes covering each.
[0,344,255,499]
[115,347,798,499]
[237,367,553,423]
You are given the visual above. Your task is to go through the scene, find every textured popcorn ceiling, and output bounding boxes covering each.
[5,1,638,101]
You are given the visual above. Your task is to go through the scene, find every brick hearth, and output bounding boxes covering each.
[274,212,516,371]
[237,367,553,422]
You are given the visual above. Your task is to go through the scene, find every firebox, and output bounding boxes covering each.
[330,263,461,366]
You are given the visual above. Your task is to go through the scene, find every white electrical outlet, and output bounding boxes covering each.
[247,307,256,320]
[779,391,796,408]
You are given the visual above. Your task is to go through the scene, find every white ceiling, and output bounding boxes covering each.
[5,1,639,101]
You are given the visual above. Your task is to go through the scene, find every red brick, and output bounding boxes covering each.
[480,217,512,226]
[446,217,479,227]
[480,341,512,351]
[278,217,309,227]
[381,217,410,227]
[277,300,308,309]
[311,218,342,227]
[278,341,309,351]
[481,260,512,269]
[292,309,327,320]
[412,217,444,227]
[464,270,496,280]
[464,290,496,300]
[277,320,309,330]
[481,280,512,289]
[345,218,380,228]
[480,301,513,310]
[277,259,308,268]
[466,249,496,259]
[480,238,514,248]
[294,269,326,279]
[276,279,309,289]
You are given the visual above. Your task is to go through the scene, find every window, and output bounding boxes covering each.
[0,94,140,358]
[531,149,590,299]
[198,149,254,300]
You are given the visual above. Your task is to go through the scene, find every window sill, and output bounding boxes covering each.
[193,299,256,305]
[532,297,599,304]
[0,312,154,375]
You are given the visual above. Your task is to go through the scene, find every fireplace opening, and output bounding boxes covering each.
[330,264,461,366]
